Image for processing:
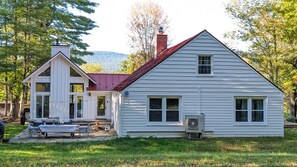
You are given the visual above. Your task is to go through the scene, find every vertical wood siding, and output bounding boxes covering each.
[50,56,70,119]
[120,31,283,137]
[30,54,90,120]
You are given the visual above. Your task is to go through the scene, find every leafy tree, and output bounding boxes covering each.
[120,1,169,73]
[80,63,104,73]
[278,0,297,117]
[225,0,297,118]
[118,52,146,74]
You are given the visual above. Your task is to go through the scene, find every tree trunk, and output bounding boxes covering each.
[5,79,8,116]
[4,15,9,116]
[293,91,297,118]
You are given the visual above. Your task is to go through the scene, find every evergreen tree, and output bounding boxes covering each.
[0,0,98,117]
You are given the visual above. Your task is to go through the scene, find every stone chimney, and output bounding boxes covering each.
[51,39,70,58]
[156,27,168,56]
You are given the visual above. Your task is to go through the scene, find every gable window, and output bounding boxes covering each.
[235,97,266,124]
[70,67,81,77]
[70,83,84,92]
[148,96,181,124]
[198,56,212,74]
[39,67,51,76]
[36,83,50,92]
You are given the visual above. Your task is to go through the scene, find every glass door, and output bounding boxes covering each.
[69,95,83,119]
[97,96,106,118]
[36,95,49,118]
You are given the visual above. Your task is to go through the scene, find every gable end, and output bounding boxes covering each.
[205,31,283,93]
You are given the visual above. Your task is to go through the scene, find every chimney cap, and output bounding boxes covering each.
[158,27,164,34]
[55,38,60,45]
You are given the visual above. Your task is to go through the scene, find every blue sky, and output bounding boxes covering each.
[81,0,241,54]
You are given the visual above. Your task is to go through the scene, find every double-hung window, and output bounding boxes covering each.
[149,98,163,122]
[235,97,266,124]
[235,98,248,122]
[148,97,181,124]
[198,55,212,75]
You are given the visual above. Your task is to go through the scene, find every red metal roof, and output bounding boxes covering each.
[113,31,203,91]
[87,73,130,91]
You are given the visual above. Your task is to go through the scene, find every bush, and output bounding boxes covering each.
[286,115,297,123]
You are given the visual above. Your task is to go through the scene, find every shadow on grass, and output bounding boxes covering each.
[3,123,27,139]
[0,128,296,166]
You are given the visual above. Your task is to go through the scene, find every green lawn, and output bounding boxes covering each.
[1,123,297,166]
[3,123,27,139]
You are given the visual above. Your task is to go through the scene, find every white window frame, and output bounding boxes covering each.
[69,83,85,119]
[147,96,182,126]
[35,93,50,118]
[197,55,213,76]
[234,97,267,126]
[35,81,50,118]
[69,94,84,119]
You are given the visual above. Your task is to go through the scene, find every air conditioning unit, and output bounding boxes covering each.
[185,114,205,138]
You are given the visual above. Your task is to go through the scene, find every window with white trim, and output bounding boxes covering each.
[148,97,180,123]
[35,82,50,118]
[235,97,265,124]
[198,55,212,74]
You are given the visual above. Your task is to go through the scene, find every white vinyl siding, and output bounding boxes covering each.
[120,31,283,137]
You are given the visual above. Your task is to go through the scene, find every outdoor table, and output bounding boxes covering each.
[39,124,79,137]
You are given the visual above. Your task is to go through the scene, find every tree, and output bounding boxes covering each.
[127,1,169,63]
[278,0,297,118]
[80,63,104,73]
[118,52,146,74]
[0,2,14,116]
[0,0,98,117]
[225,0,297,118]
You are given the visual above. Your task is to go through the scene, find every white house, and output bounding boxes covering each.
[23,30,284,137]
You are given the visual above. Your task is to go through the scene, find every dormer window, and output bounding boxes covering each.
[198,55,212,75]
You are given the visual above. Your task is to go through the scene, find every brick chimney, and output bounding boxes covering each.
[156,27,167,56]
[51,39,70,58]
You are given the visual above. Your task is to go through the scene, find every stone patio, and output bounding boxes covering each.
[9,128,117,143]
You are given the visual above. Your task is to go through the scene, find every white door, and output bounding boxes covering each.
[97,96,106,118]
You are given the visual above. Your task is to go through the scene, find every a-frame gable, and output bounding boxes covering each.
[22,51,96,83]
[202,30,283,93]
[114,30,283,93]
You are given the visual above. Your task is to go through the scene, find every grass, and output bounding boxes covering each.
[1,124,297,166]
[3,123,27,139]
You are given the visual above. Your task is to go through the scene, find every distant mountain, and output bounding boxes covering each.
[82,51,128,72]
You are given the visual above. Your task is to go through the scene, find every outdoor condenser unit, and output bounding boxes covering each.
[185,113,205,138]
